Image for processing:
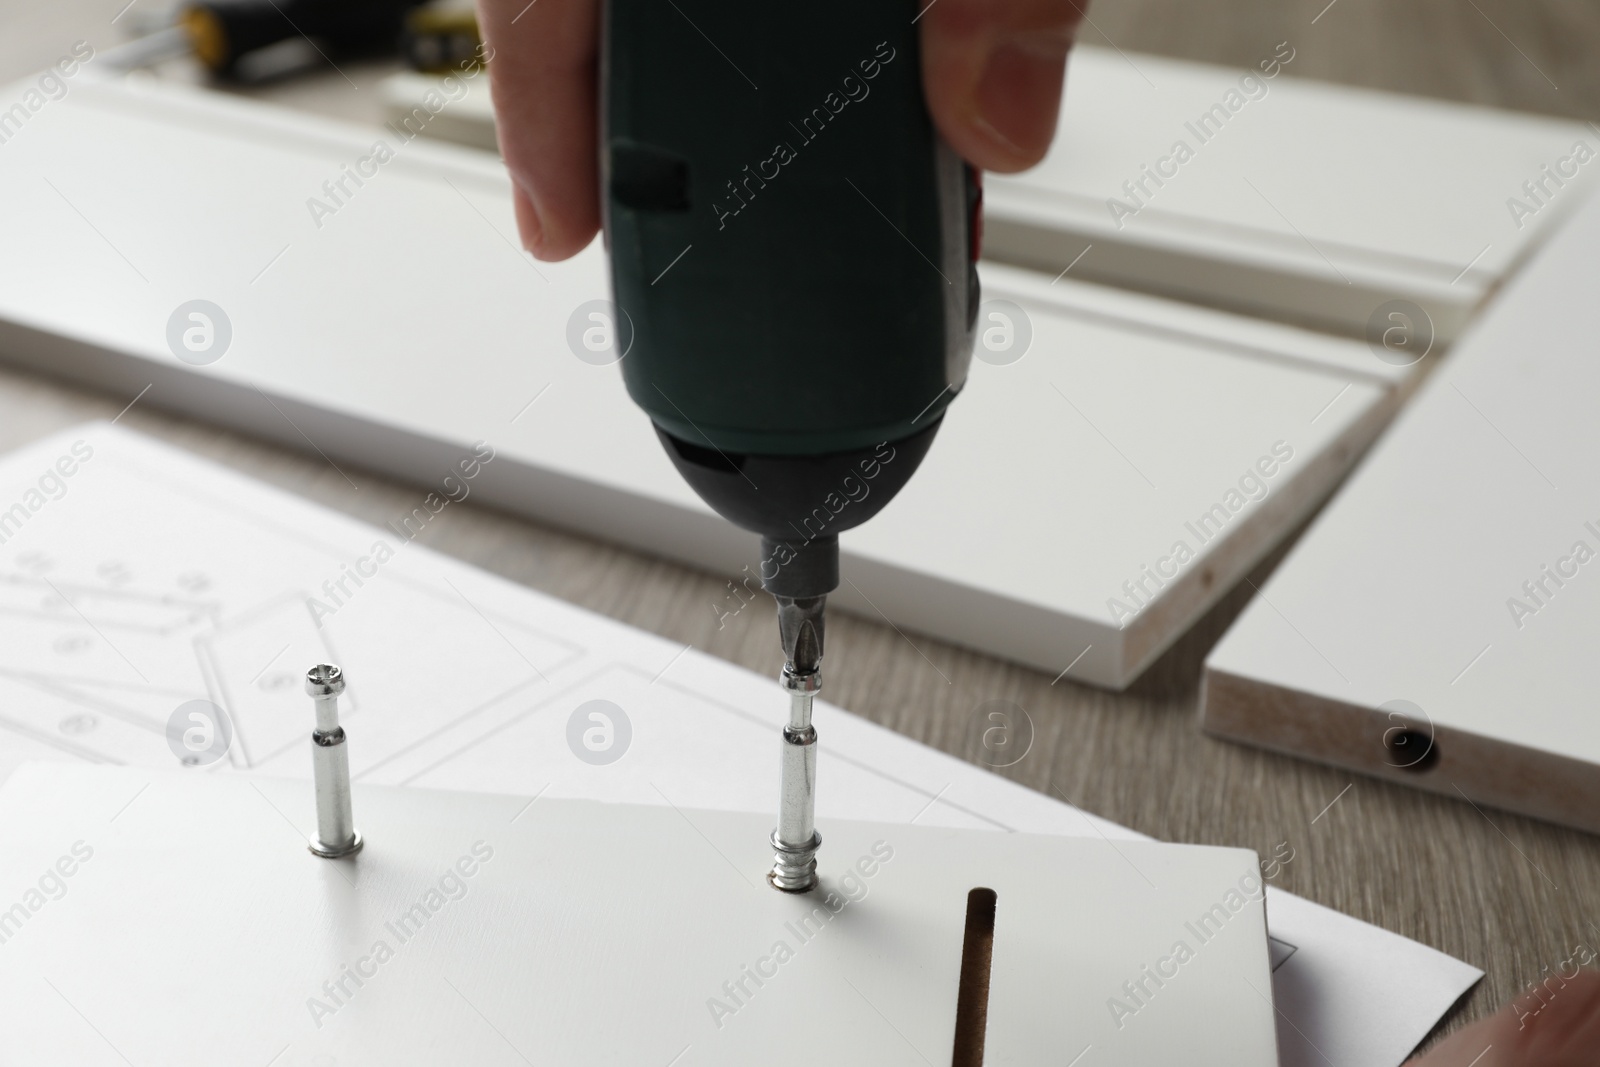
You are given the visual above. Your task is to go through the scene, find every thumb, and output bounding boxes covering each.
[919,0,1080,172]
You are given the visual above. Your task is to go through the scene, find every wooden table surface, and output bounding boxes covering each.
[7,1,1600,1053]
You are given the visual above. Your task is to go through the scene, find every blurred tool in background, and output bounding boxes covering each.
[104,0,479,82]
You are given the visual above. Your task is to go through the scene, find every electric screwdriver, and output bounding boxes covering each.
[602,0,981,891]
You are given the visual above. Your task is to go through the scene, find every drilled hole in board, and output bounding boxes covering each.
[1384,728,1439,773]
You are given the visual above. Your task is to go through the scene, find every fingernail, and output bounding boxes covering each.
[974,36,1071,163]
[512,184,544,254]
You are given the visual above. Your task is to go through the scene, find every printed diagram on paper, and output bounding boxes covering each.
[0,425,1080,826]
[0,509,584,782]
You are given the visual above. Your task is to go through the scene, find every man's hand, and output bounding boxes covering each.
[1408,969,1600,1067]
[473,0,1081,261]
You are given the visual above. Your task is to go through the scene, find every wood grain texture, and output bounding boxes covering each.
[5,0,1600,1053]
[1080,0,1600,121]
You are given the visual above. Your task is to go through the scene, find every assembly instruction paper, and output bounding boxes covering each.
[0,424,1480,1065]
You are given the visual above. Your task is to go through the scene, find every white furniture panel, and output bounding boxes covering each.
[1203,186,1600,834]
[0,75,1414,688]
[983,46,1600,340]
[0,763,1278,1066]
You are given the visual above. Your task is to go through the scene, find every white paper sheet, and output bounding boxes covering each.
[0,424,1480,1064]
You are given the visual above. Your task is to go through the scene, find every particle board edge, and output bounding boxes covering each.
[1200,668,1600,837]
